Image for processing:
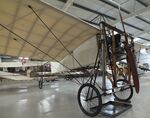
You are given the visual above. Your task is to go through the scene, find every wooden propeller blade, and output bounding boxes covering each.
[127,49,140,93]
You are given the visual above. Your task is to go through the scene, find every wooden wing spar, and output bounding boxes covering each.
[0,0,99,61]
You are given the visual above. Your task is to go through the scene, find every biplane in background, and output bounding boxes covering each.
[0,59,49,80]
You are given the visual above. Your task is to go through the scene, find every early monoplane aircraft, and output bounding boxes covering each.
[0,0,140,117]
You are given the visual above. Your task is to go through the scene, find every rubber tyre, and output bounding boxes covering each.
[78,83,102,117]
[39,79,43,89]
[113,79,133,101]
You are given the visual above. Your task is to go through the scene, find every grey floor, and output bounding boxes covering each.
[0,76,150,118]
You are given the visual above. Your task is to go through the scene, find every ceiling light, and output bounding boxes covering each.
[134,37,141,42]
[140,48,148,54]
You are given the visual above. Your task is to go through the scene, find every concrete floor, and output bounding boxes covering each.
[0,76,150,118]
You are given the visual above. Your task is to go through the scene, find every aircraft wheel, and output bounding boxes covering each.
[39,79,43,89]
[113,79,133,101]
[78,83,102,117]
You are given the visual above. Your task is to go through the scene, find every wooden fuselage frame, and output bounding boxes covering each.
[100,21,139,93]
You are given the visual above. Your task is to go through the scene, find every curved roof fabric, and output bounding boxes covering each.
[0,0,99,61]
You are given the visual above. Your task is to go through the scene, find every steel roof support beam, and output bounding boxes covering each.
[99,0,130,14]
[58,0,148,36]
[135,0,148,7]
[123,22,144,31]
[113,5,150,24]
[83,18,144,32]
[58,0,116,21]
[82,19,99,26]
[63,0,74,12]
[138,37,150,42]
[136,27,150,37]
[99,0,150,28]
[135,16,150,25]
[72,3,116,21]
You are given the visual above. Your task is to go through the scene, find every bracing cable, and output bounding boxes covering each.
[0,24,82,85]
[28,5,83,68]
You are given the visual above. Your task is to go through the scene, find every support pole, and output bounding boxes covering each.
[97,24,106,92]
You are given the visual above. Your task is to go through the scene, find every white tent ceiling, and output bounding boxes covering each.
[0,0,99,61]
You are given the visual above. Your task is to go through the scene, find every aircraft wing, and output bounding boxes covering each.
[0,0,99,61]
[0,61,44,67]
[0,71,33,80]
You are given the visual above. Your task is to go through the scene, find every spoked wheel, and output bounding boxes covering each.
[39,79,43,89]
[113,79,133,101]
[78,83,102,117]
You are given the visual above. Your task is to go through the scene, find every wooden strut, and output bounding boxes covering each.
[102,24,117,88]
[99,9,140,93]
[118,8,140,93]
[112,30,117,87]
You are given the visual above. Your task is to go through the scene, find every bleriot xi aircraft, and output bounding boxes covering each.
[0,0,140,117]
